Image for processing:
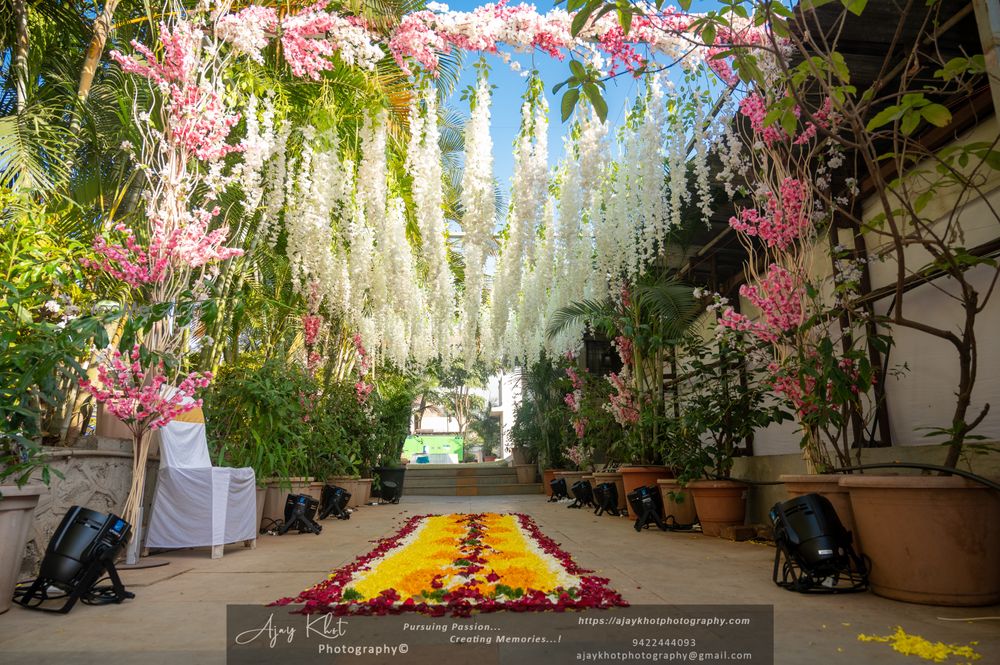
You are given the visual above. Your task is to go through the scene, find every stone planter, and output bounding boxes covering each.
[326,476,373,508]
[514,464,537,484]
[620,466,674,519]
[780,474,860,551]
[656,479,697,527]
[1,485,46,614]
[688,480,748,537]
[255,487,266,533]
[262,477,314,526]
[840,475,1000,606]
[512,447,530,465]
[307,481,324,503]
[592,471,627,512]
[542,468,562,496]
[554,470,588,486]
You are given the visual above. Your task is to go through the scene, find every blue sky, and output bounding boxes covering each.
[442,0,727,197]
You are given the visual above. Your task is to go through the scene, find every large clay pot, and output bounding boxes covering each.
[512,447,529,465]
[514,464,537,484]
[263,477,314,526]
[781,474,860,551]
[620,465,674,519]
[592,471,627,512]
[1,485,46,614]
[542,468,562,496]
[688,480,748,537]
[656,479,697,527]
[840,475,1000,606]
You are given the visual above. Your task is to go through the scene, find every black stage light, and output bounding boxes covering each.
[14,506,134,613]
[770,493,868,593]
[593,482,621,516]
[548,477,569,502]
[627,485,668,532]
[568,480,594,509]
[278,494,322,535]
[319,485,352,520]
[379,480,400,504]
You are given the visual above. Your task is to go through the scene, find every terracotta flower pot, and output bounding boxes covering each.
[656,479,697,527]
[840,475,1000,606]
[514,464,537,484]
[688,480,748,537]
[781,474,860,552]
[620,465,674,519]
[542,468,562,496]
[592,471,627,512]
[1,484,46,614]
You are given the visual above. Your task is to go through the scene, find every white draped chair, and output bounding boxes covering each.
[145,404,257,558]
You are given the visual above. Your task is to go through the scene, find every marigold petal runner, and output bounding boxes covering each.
[274,513,627,616]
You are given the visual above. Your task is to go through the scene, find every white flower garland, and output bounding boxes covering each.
[460,74,495,368]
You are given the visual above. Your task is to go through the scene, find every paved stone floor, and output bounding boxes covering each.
[0,495,997,664]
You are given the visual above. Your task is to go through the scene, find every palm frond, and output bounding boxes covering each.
[633,279,698,340]
[546,298,617,340]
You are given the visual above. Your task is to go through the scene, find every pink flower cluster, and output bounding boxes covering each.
[720,264,805,343]
[613,335,633,368]
[111,21,243,162]
[83,212,243,287]
[606,371,639,426]
[79,345,212,431]
[302,314,323,347]
[729,177,810,250]
[739,93,835,147]
[572,418,588,440]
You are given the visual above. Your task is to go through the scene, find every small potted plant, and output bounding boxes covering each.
[670,330,790,537]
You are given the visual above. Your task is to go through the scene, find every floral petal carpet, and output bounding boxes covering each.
[274,512,628,616]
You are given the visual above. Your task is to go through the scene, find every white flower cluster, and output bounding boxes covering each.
[406,87,457,362]
[283,125,353,316]
[492,84,549,362]
[459,75,495,368]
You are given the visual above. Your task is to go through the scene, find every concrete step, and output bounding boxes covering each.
[406,466,516,478]
[407,483,544,496]
[407,475,519,488]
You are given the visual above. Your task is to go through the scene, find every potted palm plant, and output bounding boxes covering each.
[548,273,698,516]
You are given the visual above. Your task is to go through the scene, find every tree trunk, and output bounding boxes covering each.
[13,0,29,112]
[76,0,121,105]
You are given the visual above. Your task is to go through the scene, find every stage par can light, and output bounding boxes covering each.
[379,480,400,504]
[770,492,868,593]
[593,482,621,516]
[627,485,668,532]
[319,485,352,520]
[14,506,134,613]
[279,494,322,535]
[548,477,569,502]
[568,480,594,509]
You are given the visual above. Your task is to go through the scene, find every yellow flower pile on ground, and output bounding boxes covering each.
[858,626,982,663]
[275,512,628,616]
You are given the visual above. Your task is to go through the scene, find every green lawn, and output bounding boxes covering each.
[403,434,464,460]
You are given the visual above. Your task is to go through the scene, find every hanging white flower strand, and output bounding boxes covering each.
[406,85,457,361]
[492,75,549,363]
[283,125,352,315]
[460,72,495,368]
